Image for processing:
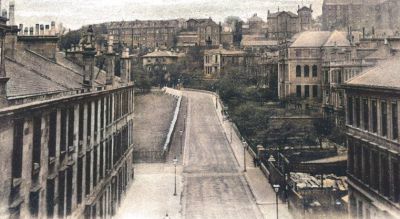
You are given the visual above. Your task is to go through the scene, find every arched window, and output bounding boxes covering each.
[304,65,310,77]
[312,65,318,77]
[296,65,301,77]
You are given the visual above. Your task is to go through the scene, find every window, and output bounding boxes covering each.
[382,101,388,137]
[363,99,369,130]
[348,97,354,125]
[295,49,302,57]
[312,85,318,98]
[312,65,318,77]
[393,102,398,140]
[12,119,24,179]
[355,98,361,128]
[296,85,302,98]
[372,100,378,133]
[296,65,301,77]
[304,85,310,98]
[304,65,310,77]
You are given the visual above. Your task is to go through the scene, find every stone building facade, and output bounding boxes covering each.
[0,19,135,219]
[344,57,400,219]
[267,5,313,40]
[322,0,400,35]
[106,19,185,49]
[203,46,246,78]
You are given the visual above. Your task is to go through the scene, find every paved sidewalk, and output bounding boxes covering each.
[115,164,183,219]
[214,96,293,219]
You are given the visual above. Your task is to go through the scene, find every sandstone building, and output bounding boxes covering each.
[267,5,313,40]
[344,57,400,219]
[0,11,135,218]
[322,0,400,35]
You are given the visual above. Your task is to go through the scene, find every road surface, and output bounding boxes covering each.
[182,91,262,219]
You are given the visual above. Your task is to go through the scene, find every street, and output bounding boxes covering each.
[182,91,262,219]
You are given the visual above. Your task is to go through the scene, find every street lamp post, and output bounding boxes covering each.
[242,139,248,172]
[179,130,183,154]
[173,157,178,196]
[273,184,280,219]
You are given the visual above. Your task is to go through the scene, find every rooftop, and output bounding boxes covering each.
[6,49,108,98]
[290,31,351,48]
[142,50,184,58]
[290,31,332,48]
[346,56,400,90]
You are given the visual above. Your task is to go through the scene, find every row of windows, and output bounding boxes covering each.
[348,138,400,202]
[348,97,399,140]
[296,85,319,98]
[9,88,135,218]
[296,65,318,77]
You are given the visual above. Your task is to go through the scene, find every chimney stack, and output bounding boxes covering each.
[45,24,50,35]
[50,21,56,35]
[120,47,131,83]
[29,27,33,35]
[40,24,44,35]
[35,24,39,35]
[105,35,115,85]
[1,9,6,18]
[9,1,14,25]
[19,24,23,35]
[24,27,28,35]
[82,26,96,86]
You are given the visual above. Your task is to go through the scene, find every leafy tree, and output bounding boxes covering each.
[59,30,81,51]
[311,118,335,148]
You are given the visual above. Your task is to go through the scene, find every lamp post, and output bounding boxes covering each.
[179,130,183,154]
[242,139,248,172]
[173,156,178,196]
[273,184,280,219]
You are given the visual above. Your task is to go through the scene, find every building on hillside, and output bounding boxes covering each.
[241,34,279,52]
[278,31,373,112]
[203,45,246,78]
[343,57,400,219]
[106,19,185,49]
[322,0,400,35]
[0,21,135,219]
[242,13,267,35]
[267,5,313,40]
[142,49,185,86]
[176,18,235,49]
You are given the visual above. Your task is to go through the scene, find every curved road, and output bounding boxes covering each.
[182,91,262,219]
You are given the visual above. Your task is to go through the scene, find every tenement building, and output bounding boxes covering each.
[0,20,135,219]
[344,57,400,219]
[322,0,400,35]
[267,5,313,40]
[106,19,185,49]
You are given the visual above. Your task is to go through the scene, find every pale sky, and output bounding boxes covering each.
[7,0,323,30]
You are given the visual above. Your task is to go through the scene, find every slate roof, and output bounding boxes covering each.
[268,11,298,18]
[346,56,400,90]
[364,44,392,60]
[323,31,351,47]
[205,47,246,56]
[6,49,108,98]
[290,31,350,48]
[142,50,182,58]
[6,58,67,98]
[290,31,332,48]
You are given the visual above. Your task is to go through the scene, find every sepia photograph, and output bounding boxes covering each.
[0,0,399,218]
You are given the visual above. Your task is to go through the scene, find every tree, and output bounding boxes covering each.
[59,30,81,51]
[311,118,335,148]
